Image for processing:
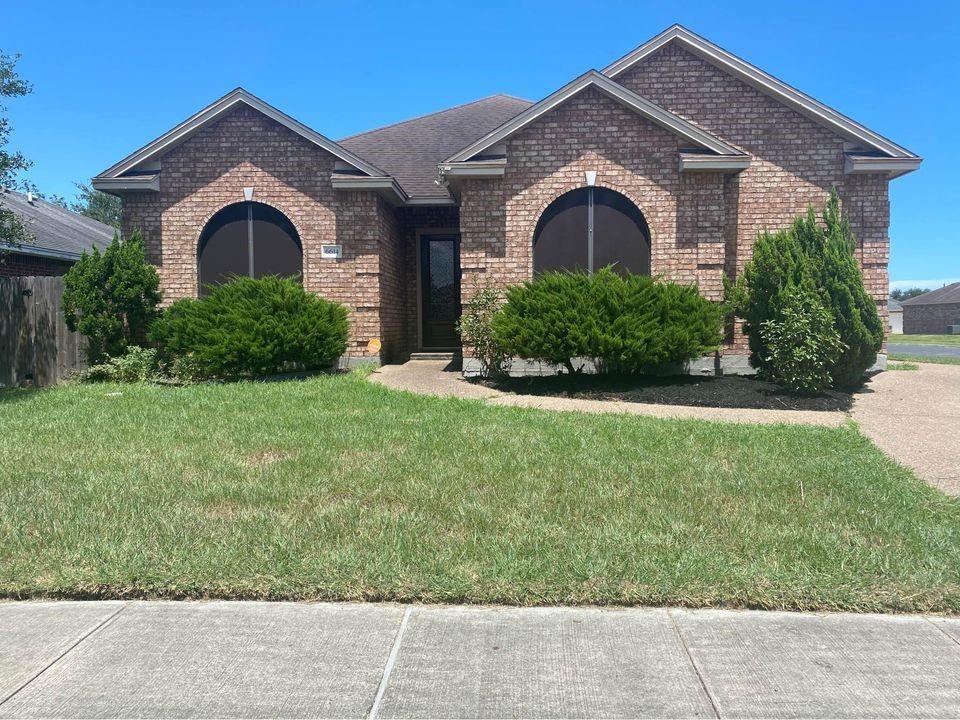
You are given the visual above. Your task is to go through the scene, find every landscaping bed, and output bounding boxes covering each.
[477,373,854,411]
[2,373,958,612]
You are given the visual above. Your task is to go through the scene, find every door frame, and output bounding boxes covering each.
[415,228,461,351]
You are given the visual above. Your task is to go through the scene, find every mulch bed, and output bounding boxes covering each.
[476,373,854,411]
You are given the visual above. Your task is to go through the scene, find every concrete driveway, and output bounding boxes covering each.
[852,363,960,495]
[2,601,959,719]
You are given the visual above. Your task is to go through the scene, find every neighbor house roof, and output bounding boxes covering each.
[900,282,960,306]
[888,298,903,312]
[0,189,114,261]
[603,24,921,166]
[339,95,533,200]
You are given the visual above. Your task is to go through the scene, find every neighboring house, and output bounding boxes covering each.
[888,298,903,334]
[92,24,920,368]
[0,189,114,277]
[901,283,960,334]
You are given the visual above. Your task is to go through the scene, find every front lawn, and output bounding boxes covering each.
[889,334,960,347]
[1,373,958,612]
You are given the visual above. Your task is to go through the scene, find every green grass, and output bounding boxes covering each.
[888,334,960,347]
[888,353,960,366]
[887,361,920,371]
[1,373,958,612]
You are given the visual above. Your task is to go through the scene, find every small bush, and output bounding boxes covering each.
[491,269,722,375]
[731,191,883,390]
[62,231,161,364]
[456,284,511,377]
[83,346,159,383]
[150,276,348,379]
[758,286,846,394]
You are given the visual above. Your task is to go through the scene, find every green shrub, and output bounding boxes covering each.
[731,191,883,390]
[491,268,722,375]
[83,346,159,383]
[758,286,846,394]
[62,231,161,364]
[456,284,511,377]
[150,276,348,379]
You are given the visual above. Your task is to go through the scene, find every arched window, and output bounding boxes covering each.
[533,187,650,276]
[197,202,302,293]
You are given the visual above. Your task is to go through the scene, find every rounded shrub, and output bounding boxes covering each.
[150,276,349,379]
[491,268,722,375]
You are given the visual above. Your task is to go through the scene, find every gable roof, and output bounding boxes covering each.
[900,282,960,306]
[94,88,389,181]
[444,70,744,164]
[603,24,918,160]
[0,190,114,261]
[340,95,533,199]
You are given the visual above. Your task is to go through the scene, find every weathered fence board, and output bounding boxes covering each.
[0,276,87,388]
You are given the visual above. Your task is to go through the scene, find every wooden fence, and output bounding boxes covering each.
[0,276,87,388]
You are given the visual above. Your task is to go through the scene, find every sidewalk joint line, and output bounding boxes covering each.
[368,605,412,720]
[0,602,129,707]
[925,617,960,649]
[668,608,721,719]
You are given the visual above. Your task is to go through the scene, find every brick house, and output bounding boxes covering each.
[93,25,920,370]
[901,283,960,334]
[0,190,114,277]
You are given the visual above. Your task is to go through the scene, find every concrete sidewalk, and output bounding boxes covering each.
[1,602,958,719]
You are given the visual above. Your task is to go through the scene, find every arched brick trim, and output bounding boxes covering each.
[195,197,305,249]
[195,199,304,295]
[526,181,654,247]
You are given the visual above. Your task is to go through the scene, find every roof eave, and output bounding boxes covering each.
[91,174,160,196]
[603,24,919,160]
[844,154,922,179]
[0,242,87,262]
[330,174,409,205]
[679,152,751,172]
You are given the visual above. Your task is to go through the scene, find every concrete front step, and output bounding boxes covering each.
[408,352,461,361]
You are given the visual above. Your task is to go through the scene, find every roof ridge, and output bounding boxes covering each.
[339,94,532,142]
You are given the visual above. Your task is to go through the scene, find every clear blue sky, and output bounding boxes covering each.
[2,0,956,287]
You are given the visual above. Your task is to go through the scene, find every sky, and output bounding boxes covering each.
[1,0,957,288]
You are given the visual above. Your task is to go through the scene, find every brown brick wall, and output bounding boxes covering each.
[459,46,895,354]
[0,252,74,277]
[458,86,728,326]
[121,105,398,360]
[903,303,960,334]
[615,43,891,335]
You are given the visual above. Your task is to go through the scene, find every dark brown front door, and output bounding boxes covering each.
[419,233,461,349]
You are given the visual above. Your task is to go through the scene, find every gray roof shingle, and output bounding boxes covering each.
[339,94,533,199]
[0,190,115,259]
[900,282,960,306]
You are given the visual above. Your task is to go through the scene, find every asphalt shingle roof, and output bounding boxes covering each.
[0,190,115,258]
[339,95,533,199]
[900,282,960,306]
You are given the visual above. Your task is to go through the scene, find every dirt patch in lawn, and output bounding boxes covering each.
[476,374,854,412]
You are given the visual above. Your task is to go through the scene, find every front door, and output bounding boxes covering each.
[419,233,461,349]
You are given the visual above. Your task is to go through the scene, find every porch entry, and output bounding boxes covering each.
[419,233,461,350]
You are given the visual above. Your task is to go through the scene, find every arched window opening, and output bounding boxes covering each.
[533,187,650,276]
[197,202,302,294]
